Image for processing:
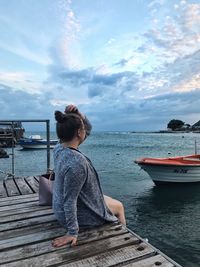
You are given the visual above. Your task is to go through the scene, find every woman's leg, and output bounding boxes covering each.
[104,195,126,225]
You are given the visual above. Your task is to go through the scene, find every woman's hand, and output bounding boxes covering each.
[64,105,85,120]
[52,235,77,248]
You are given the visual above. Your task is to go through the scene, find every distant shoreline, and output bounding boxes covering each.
[131,130,200,134]
[24,130,200,134]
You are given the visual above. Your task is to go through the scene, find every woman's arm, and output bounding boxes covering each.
[52,164,86,248]
[63,165,86,237]
[64,105,92,137]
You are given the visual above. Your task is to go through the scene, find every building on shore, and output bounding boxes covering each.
[0,121,25,148]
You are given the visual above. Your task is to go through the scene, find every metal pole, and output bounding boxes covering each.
[195,138,197,155]
[11,121,15,177]
[0,119,52,176]
[46,120,50,173]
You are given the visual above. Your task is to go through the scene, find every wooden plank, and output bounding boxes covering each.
[0,193,38,203]
[0,180,7,198]
[0,184,181,267]
[0,200,39,211]
[0,195,38,207]
[24,176,39,193]
[0,217,117,234]
[58,242,155,267]
[0,221,60,240]
[0,224,127,264]
[1,232,139,266]
[0,208,53,223]
[0,214,56,231]
[4,178,20,196]
[120,254,175,267]
[0,204,49,217]
[14,177,34,194]
[0,227,66,251]
[34,176,39,182]
[0,223,126,252]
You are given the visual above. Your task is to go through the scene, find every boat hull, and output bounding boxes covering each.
[19,144,56,149]
[19,138,57,149]
[139,164,200,184]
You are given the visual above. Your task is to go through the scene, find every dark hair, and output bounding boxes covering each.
[55,111,83,142]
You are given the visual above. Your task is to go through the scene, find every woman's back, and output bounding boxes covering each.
[53,144,117,234]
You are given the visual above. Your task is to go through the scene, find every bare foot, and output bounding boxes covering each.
[52,235,77,248]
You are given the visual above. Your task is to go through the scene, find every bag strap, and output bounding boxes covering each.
[49,171,54,181]
[44,169,54,181]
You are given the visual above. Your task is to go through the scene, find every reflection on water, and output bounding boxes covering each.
[150,183,200,207]
[128,183,200,267]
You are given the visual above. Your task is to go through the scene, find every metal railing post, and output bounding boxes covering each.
[0,119,53,176]
[46,120,50,173]
[11,121,15,176]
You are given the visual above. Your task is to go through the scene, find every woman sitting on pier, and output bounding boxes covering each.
[52,105,126,248]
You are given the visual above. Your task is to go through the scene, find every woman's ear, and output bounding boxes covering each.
[77,128,81,137]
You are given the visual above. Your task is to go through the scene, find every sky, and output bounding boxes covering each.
[0,0,200,131]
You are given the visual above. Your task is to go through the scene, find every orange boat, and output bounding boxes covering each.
[135,154,200,185]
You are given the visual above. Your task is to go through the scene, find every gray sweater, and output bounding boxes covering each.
[53,144,118,237]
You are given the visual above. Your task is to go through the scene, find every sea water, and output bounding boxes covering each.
[0,132,200,266]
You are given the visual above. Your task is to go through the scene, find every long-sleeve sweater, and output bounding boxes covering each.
[52,145,118,237]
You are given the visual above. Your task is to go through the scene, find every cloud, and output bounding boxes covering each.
[150,49,200,94]
[181,3,200,34]
[88,89,200,131]
[145,2,200,63]
[49,65,140,100]
[113,58,130,67]
[54,0,82,69]
[113,56,141,69]
[0,40,51,66]
[0,83,55,121]
[46,48,200,130]
[0,71,43,94]
[148,0,165,8]
[2,0,197,131]
[0,15,51,66]
[1,73,200,132]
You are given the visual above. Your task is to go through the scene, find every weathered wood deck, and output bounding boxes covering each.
[0,177,182,267]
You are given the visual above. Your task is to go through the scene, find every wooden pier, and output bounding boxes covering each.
[0,176,182,267]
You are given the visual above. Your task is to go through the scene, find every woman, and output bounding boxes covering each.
[52,105,126,248]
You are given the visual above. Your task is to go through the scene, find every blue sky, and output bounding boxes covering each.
[0,0,200,131]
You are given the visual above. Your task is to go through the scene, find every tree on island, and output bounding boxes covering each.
[167,119,184,131]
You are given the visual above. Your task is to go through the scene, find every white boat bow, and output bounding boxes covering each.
[135,154,200,185]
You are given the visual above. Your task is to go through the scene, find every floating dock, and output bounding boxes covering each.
[0,176,182,267]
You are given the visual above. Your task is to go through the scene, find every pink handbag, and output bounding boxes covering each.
[39,172,55,206]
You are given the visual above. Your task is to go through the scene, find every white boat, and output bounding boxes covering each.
[19,135,57,149]
[135,154,200,185]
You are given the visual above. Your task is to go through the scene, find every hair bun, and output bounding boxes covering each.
[55,111,66,123]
